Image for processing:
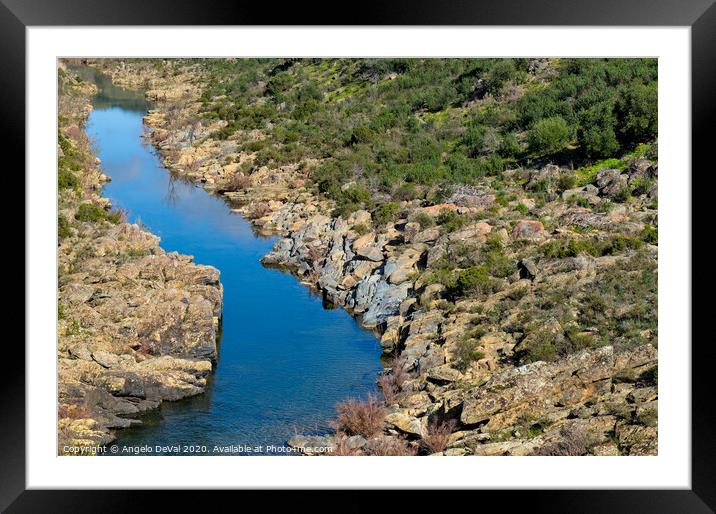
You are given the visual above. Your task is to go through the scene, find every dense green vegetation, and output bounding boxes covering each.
[193,58,657,215]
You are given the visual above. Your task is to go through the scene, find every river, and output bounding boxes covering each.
[72,65,383,455]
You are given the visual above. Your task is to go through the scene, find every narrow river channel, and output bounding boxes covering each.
[73,66,382,455]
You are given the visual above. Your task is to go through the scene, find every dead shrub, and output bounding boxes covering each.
[421,419,456,454]
[228,173,252,191]
[390,356,409,390]
[184,157,200,172]
[531,427,593,456]
[364,436,417,456]
[378,375,399,404]
[379,356,409,404]
[331,395,386,438]
[65,125,83,142]
[248,202,271,220]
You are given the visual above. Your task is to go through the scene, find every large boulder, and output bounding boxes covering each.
[385,412,424,437]
[384,247,424,284]
[449,185,495,210]
[512,220,546,241]
[595,168,628,197]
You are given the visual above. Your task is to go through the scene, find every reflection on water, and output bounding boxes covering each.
[74,65,382,455]
[68,63,150,112]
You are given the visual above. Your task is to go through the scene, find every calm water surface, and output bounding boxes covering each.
[74,66,382,455]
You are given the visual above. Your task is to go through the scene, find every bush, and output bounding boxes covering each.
[411,212,435,229]
[334,185,373,217]
[58,215,72,239]
[453,337,485,371]
[520,329,558,363]
[373,202,400,226]
[558,173,577,192]
[394,182,419,201]
[421,419,456,454]
[541,235,643,259]
[332,395,386,438]
[58,169,79,190]
[528,117,571,156]
[436,209,465,233]
[351,223,369,236]
[451,265,495,297]
[74,203,120,224]
[616,82,658,148]
[227,173,252,191]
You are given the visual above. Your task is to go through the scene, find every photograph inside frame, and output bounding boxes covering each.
[56,57,658,457]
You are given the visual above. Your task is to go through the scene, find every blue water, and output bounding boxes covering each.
[79,67,382,455]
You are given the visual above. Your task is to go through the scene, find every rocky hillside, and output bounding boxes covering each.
[87,58,657,456]
[57,64,222,454]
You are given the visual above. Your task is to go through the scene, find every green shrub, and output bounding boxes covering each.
[520,328,558,363]
[411,212,435,229]
[541,235,643,259]
[436,209,465,232]
[58,169,79,190]
[58,215,72,239]
[394,183,419,201]
[558,173,577,192]
[528,117,571,156]
[334,185,373,217]
[74,203,119,224]
[453,337,486,372]
[451,265,495,297]
[373,202,401,226]
[352,223,369,235]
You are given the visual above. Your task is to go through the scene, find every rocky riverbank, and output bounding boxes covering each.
[57,63,223,454]
[87,59,658,456]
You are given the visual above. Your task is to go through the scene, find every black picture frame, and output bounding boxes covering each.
[5,0,713,510]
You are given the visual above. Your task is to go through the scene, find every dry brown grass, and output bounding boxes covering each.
[331,395,386,438]
[58,403,93,420]
[421,419,456,454]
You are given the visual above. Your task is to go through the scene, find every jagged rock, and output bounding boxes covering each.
[356,277,411,327]
[384,247,423,284]
[596,168,628,197]
[412,227,441,243]
[91,350,121,369]
[403,222,421,243]
[385,412,424,437]
[518,258,539,280]
[562,184,600,205]
[526,164,562,192]
[419,283,446,307]
[460,345,657,428]
[427,365,461,384]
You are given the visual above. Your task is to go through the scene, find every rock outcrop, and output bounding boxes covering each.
[57,63,223,454]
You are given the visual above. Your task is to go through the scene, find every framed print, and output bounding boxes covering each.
[6,0,714,510]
